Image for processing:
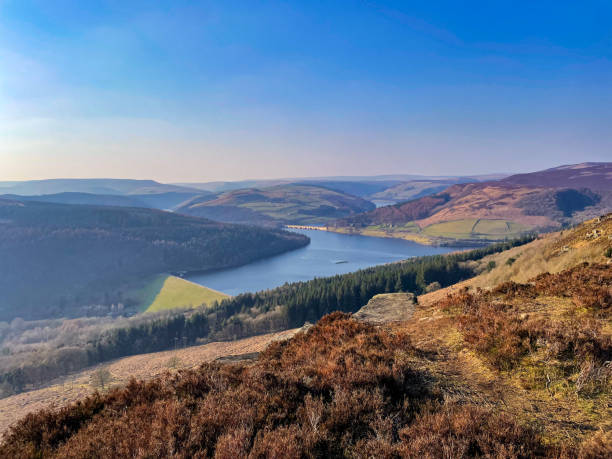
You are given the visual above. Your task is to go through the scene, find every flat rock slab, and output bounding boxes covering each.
[353,293,416,324]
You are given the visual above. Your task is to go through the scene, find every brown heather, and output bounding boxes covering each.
[441,263,612,374]
[0,313,561,458]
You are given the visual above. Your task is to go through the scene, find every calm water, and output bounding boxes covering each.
[187,229,469,296]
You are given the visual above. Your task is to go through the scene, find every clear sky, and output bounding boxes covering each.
[1,1,610,182]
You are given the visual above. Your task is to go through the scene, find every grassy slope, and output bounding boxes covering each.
[419,214,612,307]
[422,218,530,240]
[144,275,228,313]
[330,217,530,245]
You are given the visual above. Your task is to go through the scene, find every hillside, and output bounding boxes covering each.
[0,235,527,400]
[2,214,610,457]
[331,162,612,245]
[368,178,476,203]
[0,198,308,321]
[0,179,211,211]
[501,162,612,189]
[0,192,149,208]
[0,178,201,196]
[0,328,299,438]
[176,184,376,226]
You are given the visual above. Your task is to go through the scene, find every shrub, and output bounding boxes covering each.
[90,368,112,389]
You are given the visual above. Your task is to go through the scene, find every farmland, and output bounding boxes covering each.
[143,275,228,313]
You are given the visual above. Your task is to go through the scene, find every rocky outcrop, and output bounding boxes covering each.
[353,293,416,324]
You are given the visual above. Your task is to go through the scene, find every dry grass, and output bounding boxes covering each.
[0,329,299,439]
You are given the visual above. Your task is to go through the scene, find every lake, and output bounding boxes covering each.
[187,229,471,296]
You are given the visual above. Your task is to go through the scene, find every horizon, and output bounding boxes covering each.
[1,160,607,185]
[2,1,611,181]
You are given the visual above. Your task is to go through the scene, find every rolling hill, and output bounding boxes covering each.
[331,162,612,245]
[0,178,201,196]
[176,184,376,226]
[0,192,149,208]
[0,198,308,321]
[0,179,211,211]
[368,178,476,203]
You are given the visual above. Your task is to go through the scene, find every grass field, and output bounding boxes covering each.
[136,275,228,313]
[423,218,530,240]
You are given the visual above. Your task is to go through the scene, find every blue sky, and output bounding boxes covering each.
[1,1,610,181]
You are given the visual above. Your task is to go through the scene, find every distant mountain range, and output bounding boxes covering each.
[331,162,612,245]
[0,178,206,196]
[173,173,507,200]
[0,179,211,211]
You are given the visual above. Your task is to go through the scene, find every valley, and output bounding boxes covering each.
[2,213,609,455]
[1,199,610,456]
[3,4,611,456]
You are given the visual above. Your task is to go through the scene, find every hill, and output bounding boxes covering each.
[0,179,212,211]
[176,184,376,226]
[331,162,612,245]
[0,192,149,208]
[0,198,308,321]
[368,178,476,203]
[0,178,201,196]
[0,328,299,437]
[2,215,610,457]
[174,174,508,205]
[501,162,612,189]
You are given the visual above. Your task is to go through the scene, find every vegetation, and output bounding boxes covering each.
[89,368,113,390]
[1,216,610,456]
[144,275,228,313]
[0,198,308,321]
[441,263,611,373]
[0,313,558,458]
[0,237,532,398]
[4,306,609,457]
[423,218,530,240]
[165,356,182,369]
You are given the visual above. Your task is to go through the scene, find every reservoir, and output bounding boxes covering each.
[187,229,470,296]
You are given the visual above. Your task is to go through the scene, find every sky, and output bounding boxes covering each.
[1,0,611,182]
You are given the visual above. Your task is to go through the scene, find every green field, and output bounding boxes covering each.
[423,218,530,240]
[364,222,421,233]
[134,275,228,313]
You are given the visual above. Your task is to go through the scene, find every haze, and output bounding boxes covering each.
[1,1,611,182]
